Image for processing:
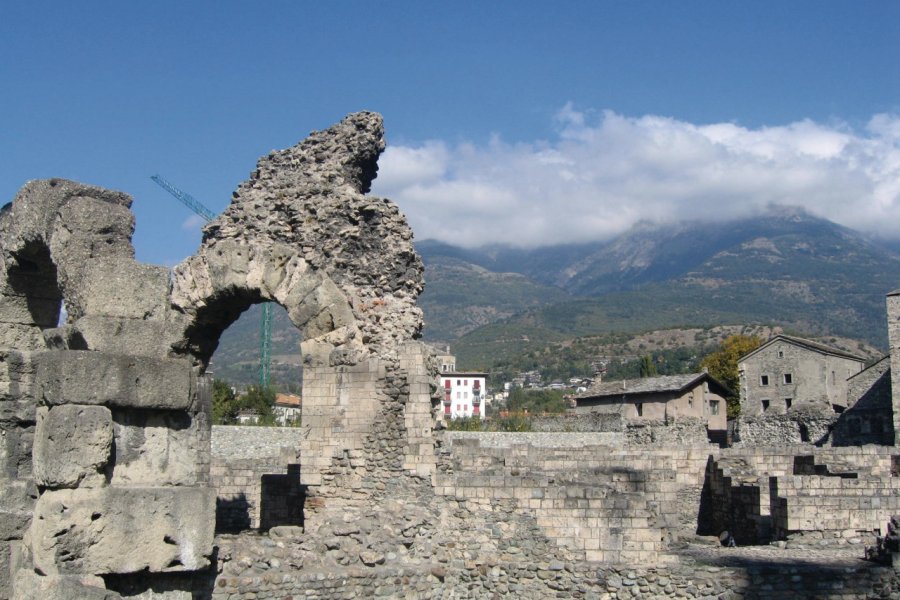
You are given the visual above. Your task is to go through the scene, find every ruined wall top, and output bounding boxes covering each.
[170,112,425,365]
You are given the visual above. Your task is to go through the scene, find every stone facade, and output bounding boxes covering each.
[573,373,729,434]
[833,356,894,446]
[739,335,865,417]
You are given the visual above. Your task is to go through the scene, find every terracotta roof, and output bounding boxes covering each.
[574,372,730,400]
[274,393,301,407]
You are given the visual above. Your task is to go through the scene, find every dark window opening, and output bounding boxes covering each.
[760,375,769,386]
[636,402,643,417]
[785,398,792,409]
[761,399,770,412]
[783,373,792,384]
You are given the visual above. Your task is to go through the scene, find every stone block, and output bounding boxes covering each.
[0,322,46,351]
[36,351,194,410]
[76,258,169,320]
[31,486,216,575]
[0,479,37,541]
[110,409,201,486]
[70,315,188,358]
[33,405,112,488]
[0,295,60,328]
[0,423,34,479]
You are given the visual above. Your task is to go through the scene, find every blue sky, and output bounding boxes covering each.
[2,2,898,264]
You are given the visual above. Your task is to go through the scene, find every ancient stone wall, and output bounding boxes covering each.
[0,113,439,599]
[211,424,306,460]
[734,408,837,446]
[0,179,215,599]
[833,356,894,446]
[703,446,900,549]
[436,432,714,563]
[209,556,899,599]
[887,291,900,440]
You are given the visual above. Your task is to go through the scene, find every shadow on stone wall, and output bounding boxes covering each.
[259,465,305,531]
[215,495,251,534]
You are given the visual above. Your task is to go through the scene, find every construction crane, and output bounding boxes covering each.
[151,174,273,388]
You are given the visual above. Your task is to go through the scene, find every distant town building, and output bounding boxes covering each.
[738,335,865,417]
[571,372,730,434]
[441,372,489,419]
[434,346,456,373]
[273,393,302,426]
[236,409,260,425]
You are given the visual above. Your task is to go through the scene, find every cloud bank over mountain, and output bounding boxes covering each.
[372,105,900,248]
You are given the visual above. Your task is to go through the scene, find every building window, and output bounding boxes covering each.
[457,379,461,386]
[783,373,792,384]
[777,350,784,358]
[760,375,769,386]
[456,391,461,399]
[710,400,719,415]
[636,403,643,417]
[464,379,468,386]
[762,399,770,412]
[464,391,468,399]
[785,398,792,409]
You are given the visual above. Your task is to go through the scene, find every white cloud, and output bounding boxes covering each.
[371,107,900,248]
[181,214,207,231]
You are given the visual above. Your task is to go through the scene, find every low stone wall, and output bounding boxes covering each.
[209,554,900,599]
[211,425,305,460]
[735,410,838,446]
[703,446,900,546]
[531,411,623,432]
[210,426,305,532]
[436,433,715,563]
[626,417,710,446]
[443,431,623,447]
[771,474,900,542]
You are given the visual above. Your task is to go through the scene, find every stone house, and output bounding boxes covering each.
[737,335,865,417]
[571,372,730,433]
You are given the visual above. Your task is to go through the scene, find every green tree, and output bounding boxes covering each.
[211,379,239,425]
[236,385,277,426]
[699,334,762,418]
[639,355,657,378]
[507,387,566,414]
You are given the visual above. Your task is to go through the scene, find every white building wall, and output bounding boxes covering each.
[441,374,487,419]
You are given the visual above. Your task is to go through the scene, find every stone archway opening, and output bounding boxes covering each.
[211,303,303,395]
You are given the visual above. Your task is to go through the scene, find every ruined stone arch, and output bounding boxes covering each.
[0,112,439,598]
[169,241,361,371]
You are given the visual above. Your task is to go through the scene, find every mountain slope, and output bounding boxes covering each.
[418,255,572,341]
[445,209,900,368]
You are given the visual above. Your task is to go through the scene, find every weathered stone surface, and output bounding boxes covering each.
[36,351,193,410]
[33,405,112,488]
[68,315,188,358]
[0,295,59,328]
[0,424,34,479]
[110,409,201,486]
[170,111,424,365]
[76,258,169,320]
[12,570,120,600]
[0,480,38,540]
[31,487,215,575]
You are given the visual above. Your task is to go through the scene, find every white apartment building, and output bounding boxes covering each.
[440,371,488,419]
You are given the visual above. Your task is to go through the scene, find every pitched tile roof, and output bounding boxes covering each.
[574,372,729,400]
